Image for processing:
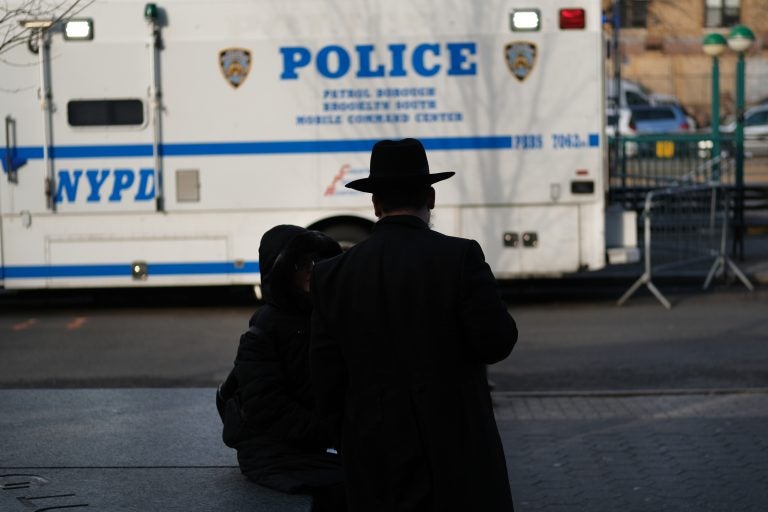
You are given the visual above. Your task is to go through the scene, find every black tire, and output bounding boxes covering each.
[321,223,370,251]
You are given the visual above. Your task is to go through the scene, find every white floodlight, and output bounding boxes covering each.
[511,9,540,31]
[64,19,93,40]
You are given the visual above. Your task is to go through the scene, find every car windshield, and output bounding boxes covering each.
[626,91,649,106]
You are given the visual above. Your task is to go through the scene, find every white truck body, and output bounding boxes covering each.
[1,0,606,289]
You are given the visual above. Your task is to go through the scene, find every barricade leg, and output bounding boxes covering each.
[646,281,672,310]
[726,257,755,291]
[703,188,754,292]
[703,254,752,291]
[617,272,672,309]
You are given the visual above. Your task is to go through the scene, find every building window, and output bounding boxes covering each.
[67,99,144,127]
[705,0,740,27]
[621,0,649,28]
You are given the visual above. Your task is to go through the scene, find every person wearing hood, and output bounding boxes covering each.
[217,225,345,511]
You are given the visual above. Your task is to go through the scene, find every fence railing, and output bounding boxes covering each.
[608,133,736,211]
[610,132,768,258]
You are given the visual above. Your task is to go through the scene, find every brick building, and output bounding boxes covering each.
[605,0,768,125]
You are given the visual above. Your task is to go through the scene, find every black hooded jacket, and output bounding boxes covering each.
[218,225,342,491]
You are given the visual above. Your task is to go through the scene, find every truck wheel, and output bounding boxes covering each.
[322,223,370,251]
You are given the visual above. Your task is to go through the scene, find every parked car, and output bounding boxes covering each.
[649,93,698,131]
[721,104,768,157]
[625,105,694,158]
[629,104,693,133]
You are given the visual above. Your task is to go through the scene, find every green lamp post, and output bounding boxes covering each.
[727,24,755,259]
[702,33,727,182]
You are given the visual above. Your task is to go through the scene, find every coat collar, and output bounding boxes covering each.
[374,214,430,232]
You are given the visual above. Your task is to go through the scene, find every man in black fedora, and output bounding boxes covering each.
[310,138,518,512]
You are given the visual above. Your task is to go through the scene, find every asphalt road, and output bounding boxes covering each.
[0,283,766,391]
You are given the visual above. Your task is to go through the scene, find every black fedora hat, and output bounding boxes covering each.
[345,138,455,193]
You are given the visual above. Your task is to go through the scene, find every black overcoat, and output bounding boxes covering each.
[310,215,518,512]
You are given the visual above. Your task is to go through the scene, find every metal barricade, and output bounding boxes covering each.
[617,185,753,309]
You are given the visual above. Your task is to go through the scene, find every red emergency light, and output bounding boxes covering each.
[560,8,586,29]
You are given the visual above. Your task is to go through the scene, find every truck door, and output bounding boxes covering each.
[10,6,163,216]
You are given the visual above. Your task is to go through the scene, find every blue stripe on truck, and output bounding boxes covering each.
[2,261,260,279]
[2,136,513,163]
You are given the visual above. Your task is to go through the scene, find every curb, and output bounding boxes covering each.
[492,387,768,398]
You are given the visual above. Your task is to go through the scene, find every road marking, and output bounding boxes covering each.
[66,317,88,330]
[12,319,37,331]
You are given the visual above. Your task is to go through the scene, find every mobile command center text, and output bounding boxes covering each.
[298,87,463,126]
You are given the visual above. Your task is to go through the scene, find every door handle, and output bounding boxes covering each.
[4,115,26,183]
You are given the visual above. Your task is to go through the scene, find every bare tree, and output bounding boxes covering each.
[1,0,92,55]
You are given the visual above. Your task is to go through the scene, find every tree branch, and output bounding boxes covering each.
[0,0,93,56]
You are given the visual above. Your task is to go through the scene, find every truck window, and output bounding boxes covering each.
[67,99,144,127]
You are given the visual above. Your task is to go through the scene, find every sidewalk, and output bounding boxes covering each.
[2,388,766,511]
[496,390,768,512]
[0,389,311,511]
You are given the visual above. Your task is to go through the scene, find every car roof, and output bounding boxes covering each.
[746,104,768,114]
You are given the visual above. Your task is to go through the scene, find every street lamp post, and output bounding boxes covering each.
[727,25,756,260]
[702,33,727,182]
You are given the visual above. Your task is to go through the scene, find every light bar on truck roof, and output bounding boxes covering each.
[64,19,93,40]
[510,9,541,31]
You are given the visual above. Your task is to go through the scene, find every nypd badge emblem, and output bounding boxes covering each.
[505,42,537,82]
[219,48,252,88]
